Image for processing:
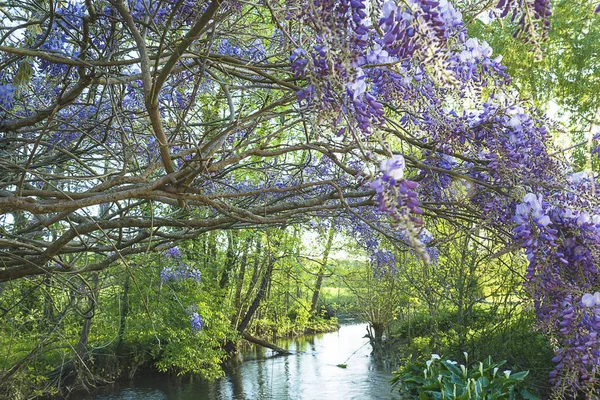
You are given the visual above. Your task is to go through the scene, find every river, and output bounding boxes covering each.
[78,320,401,399]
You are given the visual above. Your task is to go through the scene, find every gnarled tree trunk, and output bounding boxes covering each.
[310,227,335,315]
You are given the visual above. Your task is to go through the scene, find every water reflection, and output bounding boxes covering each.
[85,322,400,400]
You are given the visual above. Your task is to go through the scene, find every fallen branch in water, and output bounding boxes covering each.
[242,332,292,355]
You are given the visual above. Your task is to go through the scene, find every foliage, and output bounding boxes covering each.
[470,0,600,124]
[0,0,599,398]
[317,286,359,314]
[392,306,554,396]
[391,354,539,400]
[0,226,347,396]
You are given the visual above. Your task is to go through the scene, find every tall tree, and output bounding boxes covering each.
[310,226,335,315]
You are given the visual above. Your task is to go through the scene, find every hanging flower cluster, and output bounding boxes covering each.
[370,154,430,262]
[160,246,202,283]
[189,308,205,332]
[512,189,600,397]
[287,1,600,396]
[496,0,552,40]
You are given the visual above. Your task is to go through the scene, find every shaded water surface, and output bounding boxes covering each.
[79,321,400,399]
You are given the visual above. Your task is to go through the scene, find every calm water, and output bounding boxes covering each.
[79,321,400,400]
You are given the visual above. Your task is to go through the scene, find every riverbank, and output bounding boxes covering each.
[70,322,400,400]
[57,316,341,400]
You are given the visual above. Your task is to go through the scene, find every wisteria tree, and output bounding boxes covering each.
[0,0,599,397]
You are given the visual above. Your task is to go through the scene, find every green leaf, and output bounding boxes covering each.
[422,382,442,390]
[13,60,33,88]
[476,376,489,390]
[508,371,529,381]
[442,361,463,377]
[520,389,541,400]
[456,392,470,400]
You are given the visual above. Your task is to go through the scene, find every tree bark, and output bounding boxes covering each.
[75,274,98,362]
[310,227,335,315]
[244,237,262,305]
[237,254,275,334]
[224,249,276,354]
[219,231,237,289]
[116,272,130,353]
[234,236,252,312]
[242,332,290,355]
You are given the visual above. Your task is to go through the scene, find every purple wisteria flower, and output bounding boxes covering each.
[582,292,600,308]
[189,310,205,332]
[165,246,182,259]
[371,249,397,276]
[160,265,201,283]
[513,193,551,227]
[380,154,406,182]
[0,84,15,109]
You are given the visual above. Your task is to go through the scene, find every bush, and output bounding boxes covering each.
[391,353,539,399]
[390,306,554,396]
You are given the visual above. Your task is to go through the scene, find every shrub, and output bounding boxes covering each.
[391,353,539,399]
